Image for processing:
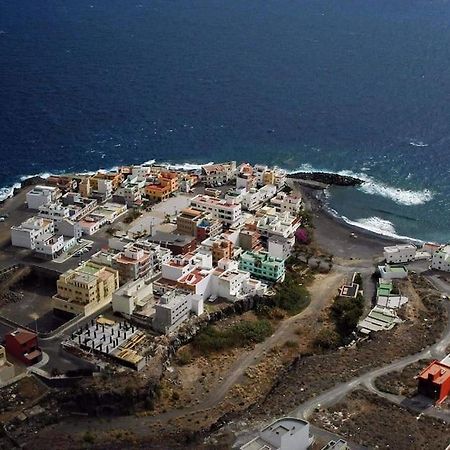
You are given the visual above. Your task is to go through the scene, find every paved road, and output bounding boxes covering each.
[292,301,450,422]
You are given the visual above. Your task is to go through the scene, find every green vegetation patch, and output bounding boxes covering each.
[330,293,364,338]
[192,319,273,354]
[272,273,310,315]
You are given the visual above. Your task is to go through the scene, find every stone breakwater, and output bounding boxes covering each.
[287,172,364,187]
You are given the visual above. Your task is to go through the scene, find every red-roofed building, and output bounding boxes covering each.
[4,328,42,366]
[417,360,450,404]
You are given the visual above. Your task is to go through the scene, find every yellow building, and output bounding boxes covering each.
[52,261,119,317]
[262,170,276,186]
[79,177,92,198]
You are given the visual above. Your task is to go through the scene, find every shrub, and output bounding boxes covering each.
[330,294,364,338]
[314,327,341,349]
[83,431,95,444]
[192,319,273,354]
[284,340,298,349]
[176,348,193,365]
[273,273,310,315]
[353,272,363,287]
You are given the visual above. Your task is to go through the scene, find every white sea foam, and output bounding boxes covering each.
[162,161,214,171]
[20,172,52,181]
[0,183,21,202]
[409,140,429,147]
[288,164,433,206]
[337,170,433,206]
[340,215,423,243]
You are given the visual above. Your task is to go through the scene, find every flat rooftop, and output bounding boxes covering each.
[384,244,416,252]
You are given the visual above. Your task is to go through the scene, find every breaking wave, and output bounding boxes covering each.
[0,183,21,202]
[287,164,433,206]
[341,215,423,243]
[338,170,433,206]
[162,161,214,170]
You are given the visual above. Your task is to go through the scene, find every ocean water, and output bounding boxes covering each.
[1,0,449,242]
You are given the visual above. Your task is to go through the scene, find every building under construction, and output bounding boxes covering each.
[69,316,149,371]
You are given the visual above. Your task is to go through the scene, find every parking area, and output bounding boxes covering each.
[0,268,71,334]
[128,194,193,236]
[53,239,93,264]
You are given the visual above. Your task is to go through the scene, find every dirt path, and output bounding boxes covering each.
[44,268,348,437]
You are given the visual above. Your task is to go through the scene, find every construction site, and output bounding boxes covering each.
[67,317,150,371]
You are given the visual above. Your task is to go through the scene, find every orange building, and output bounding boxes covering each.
[417,360,450,404]
[146,183,172,201]
[145,171,179,201]
[212,239,233,264]
[159,171,179,193]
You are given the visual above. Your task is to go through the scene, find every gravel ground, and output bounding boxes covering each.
[311,390,450,450]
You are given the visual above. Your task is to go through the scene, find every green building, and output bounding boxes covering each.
[239,251,285,282]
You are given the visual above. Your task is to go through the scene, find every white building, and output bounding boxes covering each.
[78,214,106,236]
[190,194,242,227]
[38,203,70,221]
[383,244,417,264]
[34,233,66,259]
[26,185,60,210]
[201,161,236,186]
[431,245,450,272]
[280,193,302,215]
[39,195,97,222]
[131,164,153,181]
[11,216,54,249]
[241,185,277,211]
[210,258,267,302]
[178,268,214,299]
[378,264,408,280]
[96,178,113,197]
[268,236,293,260]
[115,176,144,206]
[54,217,82,238]
[112,278,154,316]
[257,212,300,241]
[161,254,198,282]
[241,417,312,450]
[153,291,202,334]
[134,239,172,272]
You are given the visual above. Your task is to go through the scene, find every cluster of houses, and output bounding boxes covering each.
[11,185,127,259]
[357,241,450,336]
[7,161,304,370]
[355,243,450,405]
[384,241,450,273]
[357,246,411,335]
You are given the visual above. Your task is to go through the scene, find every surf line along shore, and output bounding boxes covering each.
[287,171,421,261]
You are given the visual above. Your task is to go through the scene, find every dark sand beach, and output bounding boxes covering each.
[298,185,412,260]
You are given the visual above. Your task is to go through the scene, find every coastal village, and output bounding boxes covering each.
[0,161,449,449]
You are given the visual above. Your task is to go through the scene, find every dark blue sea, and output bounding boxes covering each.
[1,0,449,242]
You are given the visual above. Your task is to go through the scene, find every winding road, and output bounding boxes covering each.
[293,301,450,423]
